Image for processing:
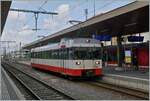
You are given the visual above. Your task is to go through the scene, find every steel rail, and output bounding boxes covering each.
[2,63,75,100]
[2,64,41,100]
[86,80,149,100]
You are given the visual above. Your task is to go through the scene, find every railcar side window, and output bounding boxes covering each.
[69,48,73,59]
[37,52,39,58]
[59,49,64,59]
[41,52,42,58]
[44,51,46,59]
[31,52,34,58]
[42,51,45,59]
[63,49,68,59]
[49,51,51,59]
[55,50,59,59]
[45,51,49,59]
[34,52,37,58]
[51,50,54,59]
[51,50,57,59]
[39,52,41,58]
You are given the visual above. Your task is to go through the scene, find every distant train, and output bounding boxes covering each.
[31,38,102,77]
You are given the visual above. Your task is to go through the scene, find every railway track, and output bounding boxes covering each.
[2,63,74,100]
[2,61,149,100]
[86,80,149,100]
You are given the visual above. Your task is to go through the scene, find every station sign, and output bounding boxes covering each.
[127,36,144,42]
[93,34,111,41]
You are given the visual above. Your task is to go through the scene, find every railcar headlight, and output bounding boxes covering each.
[86,39,90,43]
[95,61,100,65]
[76,61,81,65]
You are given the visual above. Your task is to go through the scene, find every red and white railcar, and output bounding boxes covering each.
[31,38,102,77]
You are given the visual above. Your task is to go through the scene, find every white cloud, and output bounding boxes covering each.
[1,28,35,52]
[22,25,29,30]
[43,18,57,29]
[1,10,35,52]
[18,29,35,37]
[57,4,70,18]
[1,3,71,53]
[42,4,71,32]
[18,25,35,35]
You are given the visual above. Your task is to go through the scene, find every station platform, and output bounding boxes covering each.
[102,66,149,92]
[1,66,25,100]
[1,77,11,100]
[103,66,149,80]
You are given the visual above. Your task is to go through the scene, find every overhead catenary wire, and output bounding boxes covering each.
[21,0,49,29]
[92,0,117,14]
[2,1,51,52]
[38,0,48,11]
[14,11,20,31]
[17,0,116,32]
[20,0,90,31]
[44,0,89,31]
[14,0,57,32]
[65,0,116,26]
[63,0,89,20]
[40,0,116,32]
[77,0,116,21]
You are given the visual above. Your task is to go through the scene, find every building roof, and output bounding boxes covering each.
[1,1,11,35]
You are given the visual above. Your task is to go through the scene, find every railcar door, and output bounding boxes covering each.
[60,49,65,74]
[63,48,68,75]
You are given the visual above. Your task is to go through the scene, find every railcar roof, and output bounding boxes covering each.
[31,38,101,52]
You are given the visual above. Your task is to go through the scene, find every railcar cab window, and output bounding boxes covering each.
[73,47,101,60]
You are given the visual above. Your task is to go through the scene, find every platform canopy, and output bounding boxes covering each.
[1,1,11,35]
[23,1,149,49]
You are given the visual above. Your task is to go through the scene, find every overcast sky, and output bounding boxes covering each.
[1,0,137,53]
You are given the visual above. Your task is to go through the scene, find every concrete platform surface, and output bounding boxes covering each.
[102,67,149,92]
[103,66,149,80]
[1,67,25,100]
[1,77,11,100]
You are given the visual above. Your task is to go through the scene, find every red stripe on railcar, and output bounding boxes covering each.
[31,63,102,76]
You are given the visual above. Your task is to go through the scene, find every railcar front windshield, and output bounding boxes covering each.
[72,47,101,60]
